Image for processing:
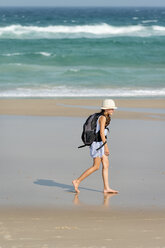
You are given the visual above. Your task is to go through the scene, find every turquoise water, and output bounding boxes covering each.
[0,7,165,98]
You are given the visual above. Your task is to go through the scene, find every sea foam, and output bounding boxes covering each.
[0,86,165,98]
[0,24,165,39]
[2,52,23,56]
[142,20,158,24]
[35,52,51,56]
[1,52,52,57]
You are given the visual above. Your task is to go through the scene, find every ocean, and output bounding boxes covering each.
[0,7,165,98]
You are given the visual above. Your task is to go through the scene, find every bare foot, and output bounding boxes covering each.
[72,180,80,193]
[104,188,118,194]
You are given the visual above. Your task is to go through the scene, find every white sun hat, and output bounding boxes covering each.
[101,99,117,110]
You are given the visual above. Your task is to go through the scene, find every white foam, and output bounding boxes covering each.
[68,68,80,72]
[153,25,165,31]
[35,52,51,56]
[1,52,52,57]
[2,52,22,56]
[0,24,165,39]
[0,86,165,98]
[142,20,158,23]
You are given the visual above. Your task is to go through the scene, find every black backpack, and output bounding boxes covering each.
[78,112,107,151]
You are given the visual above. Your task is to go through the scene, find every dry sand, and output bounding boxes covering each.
[0,98,165,121]
[0,207,165,248]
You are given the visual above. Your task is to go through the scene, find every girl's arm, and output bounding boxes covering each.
[99,116,110,156]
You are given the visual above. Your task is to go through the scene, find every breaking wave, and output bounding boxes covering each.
[0,24,165,39]
[1,52,52,56]
[0,86,165,98]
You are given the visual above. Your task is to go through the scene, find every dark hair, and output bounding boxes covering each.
[100,110,111,127]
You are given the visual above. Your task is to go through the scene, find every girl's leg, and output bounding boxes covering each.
[101,155,118,193]
[72,157,101,193]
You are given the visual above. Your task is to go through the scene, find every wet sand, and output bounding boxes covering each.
[0,98,165,247]
[0,115,165,208]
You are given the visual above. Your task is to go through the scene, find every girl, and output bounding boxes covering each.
[72,99,118,194]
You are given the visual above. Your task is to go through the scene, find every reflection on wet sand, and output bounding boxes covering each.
[73,192,118,207]
[103,193,118,207]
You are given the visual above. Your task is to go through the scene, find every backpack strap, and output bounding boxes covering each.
[78,144,86,149]
[78,141,107,150]
[96,141,107,151]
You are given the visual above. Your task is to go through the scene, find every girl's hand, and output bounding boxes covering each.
[104,147,110,156]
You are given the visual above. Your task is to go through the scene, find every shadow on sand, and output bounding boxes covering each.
[34,179,102,193]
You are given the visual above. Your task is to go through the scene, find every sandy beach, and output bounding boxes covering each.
[0,98,165,120]
[0,207,165,248]
[1,3,165,247]
[0,98,165,247]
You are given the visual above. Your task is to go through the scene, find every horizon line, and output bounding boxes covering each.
[0,5,165,8]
